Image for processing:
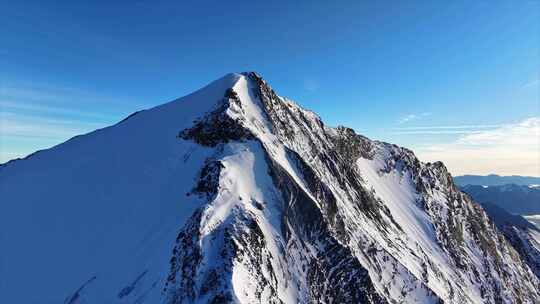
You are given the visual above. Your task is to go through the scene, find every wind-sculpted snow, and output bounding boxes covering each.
[1,72,539,303]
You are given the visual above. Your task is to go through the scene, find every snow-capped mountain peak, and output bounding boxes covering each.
[1,72,538,303]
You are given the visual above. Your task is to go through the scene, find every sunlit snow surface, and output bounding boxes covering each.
[1,73,538,303]
[0,74,241,303]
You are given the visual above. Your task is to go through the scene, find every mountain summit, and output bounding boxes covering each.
[1,72,538,303]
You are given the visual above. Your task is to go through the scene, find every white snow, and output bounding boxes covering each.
[525,214,540,228]
[355,154,456,301]
[1,72,537,304]
[529,228,540,250]
[184,140,302,304]
[0,73,242,303]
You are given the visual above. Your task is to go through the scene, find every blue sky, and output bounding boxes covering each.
[1,0,539,176]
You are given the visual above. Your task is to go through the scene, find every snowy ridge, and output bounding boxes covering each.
[1,72,539,303]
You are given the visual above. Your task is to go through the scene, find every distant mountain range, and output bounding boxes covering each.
[454,174,540,186]
[479,201,537,231]
[460,184,540,215]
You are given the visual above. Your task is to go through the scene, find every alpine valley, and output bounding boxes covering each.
[1,73,538,304]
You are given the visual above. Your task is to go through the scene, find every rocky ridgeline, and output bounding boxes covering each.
[166,72,539,303]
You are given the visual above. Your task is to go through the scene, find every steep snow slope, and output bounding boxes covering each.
[1,72,539,303]
[0,74,241,303]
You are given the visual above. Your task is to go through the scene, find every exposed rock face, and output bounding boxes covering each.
[178,88,255,146]
[499,224,540,279]
[164,72,539,303]
[2,72,538,304]
[464,200,540,280]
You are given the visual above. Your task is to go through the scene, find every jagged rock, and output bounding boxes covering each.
[1,72,538,304]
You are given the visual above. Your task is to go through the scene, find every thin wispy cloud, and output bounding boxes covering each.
[415,117,540,176]
[522,77,540,89]
[391,130,485,135]
[389,123,507,135]
[456,117,539,146]
[1,120,91,140]
[0,111,105,127]
[0,100,119,121]
[398,112,431,124]
[0,82,145,112]
[0,85,62,101]
[392,124,504,131]
[0,111,105,138]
